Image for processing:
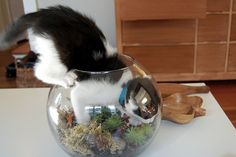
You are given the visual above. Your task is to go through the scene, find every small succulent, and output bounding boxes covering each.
[140,124,154,137]
[95,107,112,123]
[102,115,124,133]
[124,127,145,146]
[124,124,153,146]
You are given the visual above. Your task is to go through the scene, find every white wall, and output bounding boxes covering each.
[22,0,38,13]
[23,0,116,47]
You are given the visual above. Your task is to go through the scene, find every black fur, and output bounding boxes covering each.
[1,5,125,73]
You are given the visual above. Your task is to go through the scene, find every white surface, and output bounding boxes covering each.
[22,0,116,46]
[0,84,236,157]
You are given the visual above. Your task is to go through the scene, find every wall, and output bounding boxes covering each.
[0,0,11,32]
[23,0,38,13]
[0,0,24,32]
[8,0,24,20]
[22,0,116,46]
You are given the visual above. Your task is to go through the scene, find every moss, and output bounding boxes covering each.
[60,121,116,155]
[102,115,124,133]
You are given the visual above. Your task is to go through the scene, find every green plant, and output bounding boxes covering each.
[94,107,112,123]
[124,127,145,146]
[124,124,153,146]
[140,124,154,137]
[102,115,124,133]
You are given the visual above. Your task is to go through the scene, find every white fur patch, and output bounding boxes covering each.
[29,31,69,87]
[103,40,117,57]
[92,51,103,60]
[70,70,133,123]
[125,96,139,113]
[63,71,78,87]
[124,93,158,125]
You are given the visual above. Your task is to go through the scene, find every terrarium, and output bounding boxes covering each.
[47,54,162,157]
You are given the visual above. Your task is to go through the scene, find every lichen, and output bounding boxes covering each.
[110,138,126,155]
[59,121,118,156]
[62,124,94,156]
[94,124,112,151]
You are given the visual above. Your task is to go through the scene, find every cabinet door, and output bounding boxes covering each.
[123,45,194,73]
[122,20,196,45]
[118,0,206,20]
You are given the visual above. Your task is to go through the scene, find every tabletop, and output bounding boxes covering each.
[0,84,236,157]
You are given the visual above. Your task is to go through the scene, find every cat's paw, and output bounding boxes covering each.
[61,71,78,88]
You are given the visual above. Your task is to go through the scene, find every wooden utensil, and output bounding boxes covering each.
[157,83,209,124]
[162,93,206,124]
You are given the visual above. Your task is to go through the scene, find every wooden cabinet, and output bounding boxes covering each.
[118,0,206,20]
[115,0,236,82]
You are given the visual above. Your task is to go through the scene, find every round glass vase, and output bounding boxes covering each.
[47,55,162,157]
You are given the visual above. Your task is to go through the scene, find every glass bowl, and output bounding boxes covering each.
[47,54,162,157]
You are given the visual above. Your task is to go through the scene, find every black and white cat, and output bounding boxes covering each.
[0,5,126,87]
[0,6,159,124]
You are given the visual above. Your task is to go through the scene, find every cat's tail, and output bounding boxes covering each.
[0,13,36,50]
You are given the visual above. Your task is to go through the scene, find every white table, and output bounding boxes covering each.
[0,85,236,157]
